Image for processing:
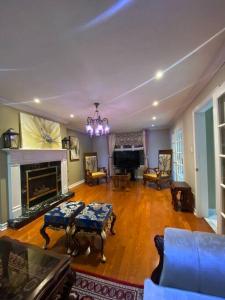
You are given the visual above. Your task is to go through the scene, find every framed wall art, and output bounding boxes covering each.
[20,112,62,149]
[69,136,80,161]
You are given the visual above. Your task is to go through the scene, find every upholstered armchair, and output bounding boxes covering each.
[83,152,108,185]
[144,228,225,300]
[143,150,172,190]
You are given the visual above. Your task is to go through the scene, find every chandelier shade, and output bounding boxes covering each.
[86,102,110,137]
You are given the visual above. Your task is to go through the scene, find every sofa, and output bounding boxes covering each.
[144,228,225,300]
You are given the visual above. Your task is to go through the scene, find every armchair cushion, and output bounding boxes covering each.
[144,279,224,300]
[159,228,225,298]
[91,172,106,178]
[144,173,157,178]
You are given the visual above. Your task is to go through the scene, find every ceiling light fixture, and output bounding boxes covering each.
[70,114,74,118]
[34,98,40,103]
[152,116,157,120]
[86,102,110,137]
[155,70,164,80]
[152,100,159,106]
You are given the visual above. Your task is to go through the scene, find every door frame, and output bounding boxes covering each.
[193,97,213,217]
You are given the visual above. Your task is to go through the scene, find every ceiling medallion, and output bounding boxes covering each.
[86,102,110,137]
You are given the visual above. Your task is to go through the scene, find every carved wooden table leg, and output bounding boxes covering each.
[110,212,116,235]
[40,223,50,249]
[71,228,81,257]
[100,230,106,263]
[66,225,74,254]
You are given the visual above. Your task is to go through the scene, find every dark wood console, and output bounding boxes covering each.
[171,181,194,212]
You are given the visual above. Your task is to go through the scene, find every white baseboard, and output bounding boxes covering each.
[0,223,8,231]
[69,179,85,190]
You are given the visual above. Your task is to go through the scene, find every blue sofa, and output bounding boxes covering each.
[144,228,225,300]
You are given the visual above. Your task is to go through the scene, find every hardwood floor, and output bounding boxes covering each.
[0,181,212,285]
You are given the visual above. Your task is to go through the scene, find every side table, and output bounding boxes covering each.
[112,174,131,191]
[0,236,73,300]
[171,181,194,212]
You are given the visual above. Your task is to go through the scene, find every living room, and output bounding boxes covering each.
[0,1,225,299]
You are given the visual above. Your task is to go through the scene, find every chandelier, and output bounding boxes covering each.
[86,102,110,137]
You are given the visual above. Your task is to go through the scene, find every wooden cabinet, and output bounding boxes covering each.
[171,181,194,212]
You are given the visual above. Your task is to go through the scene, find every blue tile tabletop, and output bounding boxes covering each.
[75,202,113,230]
[44,201,85,226]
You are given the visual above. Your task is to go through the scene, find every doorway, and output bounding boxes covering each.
[193,100,216,231]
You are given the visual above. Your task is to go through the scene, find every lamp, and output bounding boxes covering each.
[86,102,110,137]
[2,128,20,149]
[62,137,70,149]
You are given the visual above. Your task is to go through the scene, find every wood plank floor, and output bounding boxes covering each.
[0,181,212,285]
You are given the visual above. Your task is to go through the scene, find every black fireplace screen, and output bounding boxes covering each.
[20,161,61,209]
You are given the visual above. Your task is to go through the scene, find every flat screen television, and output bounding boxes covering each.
[113,150,144,168]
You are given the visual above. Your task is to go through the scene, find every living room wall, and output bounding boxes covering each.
[67,129,92,186]
[148,129,170,167]
[171,63,225,195]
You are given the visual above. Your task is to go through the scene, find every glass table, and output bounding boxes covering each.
[0,236,72,300]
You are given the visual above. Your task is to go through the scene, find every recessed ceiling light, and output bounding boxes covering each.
[152,116,157,120]
[155,70,164,80]
[153,100,159,106]
[70,114,74,118]
[152,124,155,127]
[34,98,40,103]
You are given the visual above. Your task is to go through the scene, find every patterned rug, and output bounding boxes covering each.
[70,270,144,300]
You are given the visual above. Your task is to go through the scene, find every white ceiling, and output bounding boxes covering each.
[0,0,225,132]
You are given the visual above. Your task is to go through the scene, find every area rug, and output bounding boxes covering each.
[70,270,144,300]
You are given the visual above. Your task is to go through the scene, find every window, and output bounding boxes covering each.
[172,128,184,181]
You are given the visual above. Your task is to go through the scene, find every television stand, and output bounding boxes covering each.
[115,167,138,181]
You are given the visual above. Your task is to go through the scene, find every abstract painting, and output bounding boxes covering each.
[69,136,80,161]
[20,112,62,149]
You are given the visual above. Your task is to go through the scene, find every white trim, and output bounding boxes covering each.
[218,123,225,128]
[69,180,85,190]
[221,212,225,219]
[193,111,209,217]
[213,81,225,234]
[0,223,8,231]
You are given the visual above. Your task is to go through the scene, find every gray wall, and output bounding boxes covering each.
[171,64,225,195]
[92,135,108,171]
[148,129,171,167]
[67,129,92,185]
[205,107,216,209]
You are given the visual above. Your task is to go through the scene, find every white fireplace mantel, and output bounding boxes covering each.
[2,149,69,219]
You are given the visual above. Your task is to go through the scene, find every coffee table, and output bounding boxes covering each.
[0,236,72,300]
[72,202,116,263]
[40,201,85,254]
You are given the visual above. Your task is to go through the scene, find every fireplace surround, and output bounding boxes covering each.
[2,149,69,221]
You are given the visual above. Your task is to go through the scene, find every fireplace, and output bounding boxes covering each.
[21,161,61,210]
